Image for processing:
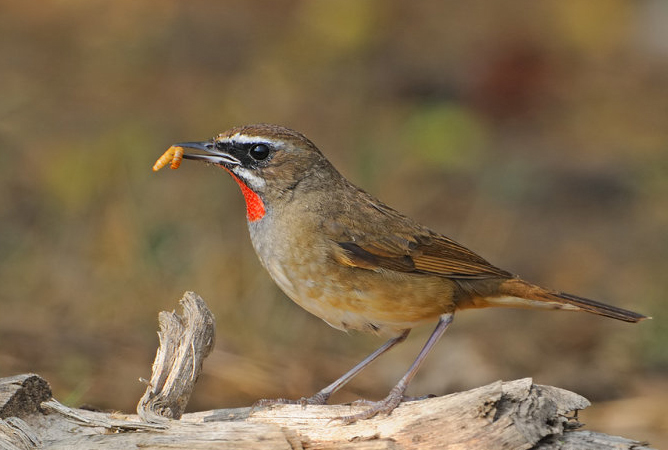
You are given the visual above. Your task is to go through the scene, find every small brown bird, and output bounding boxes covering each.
[156,124,647,422]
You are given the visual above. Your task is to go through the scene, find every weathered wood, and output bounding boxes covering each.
[137,291,215,422]
[1,376,653,450]
[0,374,51,420]
[235,379,601,449]
[538,430,652,450]
[0,417,41,450]
[0,292,655,449]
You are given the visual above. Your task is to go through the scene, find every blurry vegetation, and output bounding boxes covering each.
[402,103,488,170]
[0,0,667,445]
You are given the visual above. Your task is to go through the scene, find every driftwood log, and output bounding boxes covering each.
[0,292,654,450]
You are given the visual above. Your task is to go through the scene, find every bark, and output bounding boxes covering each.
[0,292,654,450]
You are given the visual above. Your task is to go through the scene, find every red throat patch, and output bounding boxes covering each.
[222,167,266,222]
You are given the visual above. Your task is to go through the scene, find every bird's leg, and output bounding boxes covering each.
[304,329,410,405]
[339,313,454,424]
[254,329,410,408]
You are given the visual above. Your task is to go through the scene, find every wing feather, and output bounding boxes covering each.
[326,186,513,280]
[335,235,511,279]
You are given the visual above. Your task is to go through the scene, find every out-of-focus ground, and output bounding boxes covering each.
[1,0,666,446]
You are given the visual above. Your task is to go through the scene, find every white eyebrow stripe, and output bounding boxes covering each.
[227,133,261,144]
[223,133,285,147]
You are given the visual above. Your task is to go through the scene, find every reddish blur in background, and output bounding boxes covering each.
[1,0,666,445]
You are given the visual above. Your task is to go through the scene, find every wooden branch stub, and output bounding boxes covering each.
[0,374,52,420]
[137,291,215,422]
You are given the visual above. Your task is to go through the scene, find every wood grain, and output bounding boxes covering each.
[0,292,653,450]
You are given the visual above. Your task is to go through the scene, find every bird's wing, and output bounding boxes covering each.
[332,232,512,279]
[326,194,512,280]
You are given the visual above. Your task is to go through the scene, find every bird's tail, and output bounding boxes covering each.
[494,279,648,323]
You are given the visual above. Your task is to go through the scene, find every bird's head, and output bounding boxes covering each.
[174,124,335,221]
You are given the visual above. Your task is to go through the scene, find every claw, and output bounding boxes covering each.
[340,393,403,424]
[251,391,331,414]
[249,397,296,415]
[253,397,300,408]
[337,385,404,424]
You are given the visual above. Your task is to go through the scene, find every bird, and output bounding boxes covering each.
[154,123,647,423]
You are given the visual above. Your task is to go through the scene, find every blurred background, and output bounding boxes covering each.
[1,0,667,445]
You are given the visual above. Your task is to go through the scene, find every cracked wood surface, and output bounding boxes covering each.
[0,292,654,450]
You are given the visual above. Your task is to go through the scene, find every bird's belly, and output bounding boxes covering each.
[264,258,456,336]
[249,213,456,336]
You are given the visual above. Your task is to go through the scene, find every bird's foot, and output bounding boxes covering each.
[253,391,330,411]
[338,386,404,424]
[351,392,434,407]
[402,393,437,401]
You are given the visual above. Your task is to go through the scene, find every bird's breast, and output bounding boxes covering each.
[247,212,457,336]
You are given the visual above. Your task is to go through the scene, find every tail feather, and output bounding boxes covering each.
[498,279,648,323]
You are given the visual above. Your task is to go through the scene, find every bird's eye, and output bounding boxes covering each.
[249,143,270,160]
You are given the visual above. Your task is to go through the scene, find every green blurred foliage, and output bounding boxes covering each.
[0,0,667,444]
[402,103,488,170]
